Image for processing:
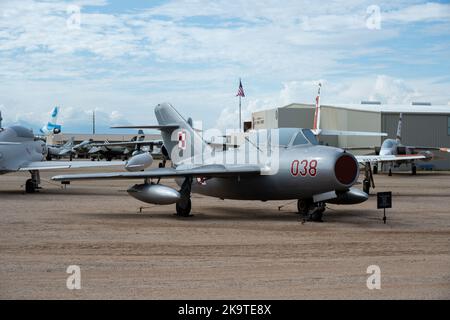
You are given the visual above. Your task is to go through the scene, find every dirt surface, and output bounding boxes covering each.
[0,166,449,299]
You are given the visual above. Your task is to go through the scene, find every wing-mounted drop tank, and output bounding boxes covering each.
[125,151,153,172]
[127,184,181,205]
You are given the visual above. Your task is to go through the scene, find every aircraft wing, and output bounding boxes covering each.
[18,160,125,171]
[355,154,426,163]
[0,142,21,145]
[52,164,261,181]
[91,141,163,147]
[313,129,387,137]
[407,146,450,153]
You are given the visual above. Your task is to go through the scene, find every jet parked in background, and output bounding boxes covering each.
[352,113,450,193]
[46,137,75,160]
[0,120,125,192]
[88,130,163,161]
[40,106,62,135]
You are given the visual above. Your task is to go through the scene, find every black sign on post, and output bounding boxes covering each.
[377,192,392,224]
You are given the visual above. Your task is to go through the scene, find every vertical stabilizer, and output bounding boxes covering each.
[396,113,402,143]
[313,83,322,131]
[155,103,208,164]
[40,106,62,135]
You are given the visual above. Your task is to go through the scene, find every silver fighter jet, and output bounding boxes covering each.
[52,103,370,222]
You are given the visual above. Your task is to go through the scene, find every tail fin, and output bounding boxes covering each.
[50,106,59,124]
[155,102,208,163]
[40,106,62,135]
[396,113,402,143]
[313,83,322,131]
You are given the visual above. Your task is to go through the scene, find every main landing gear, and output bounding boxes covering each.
[362,162,376,194]
[297,199,325,222]
[25,170,41,193]
[176,177,193,217]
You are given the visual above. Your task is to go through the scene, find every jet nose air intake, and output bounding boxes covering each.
[334,153,359,186]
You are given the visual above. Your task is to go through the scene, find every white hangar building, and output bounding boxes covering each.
[251,102,450,170]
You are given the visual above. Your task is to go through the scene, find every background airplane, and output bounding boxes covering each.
[46,137,75,160]
[88,130,163,161]
[0,120,126,192]
[349,113,450,194]
[39,106,62,135]
[53,102,370,222]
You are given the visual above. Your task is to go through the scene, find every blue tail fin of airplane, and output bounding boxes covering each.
[40,106,62,135]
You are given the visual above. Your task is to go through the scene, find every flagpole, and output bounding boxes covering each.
[239,95,241,131]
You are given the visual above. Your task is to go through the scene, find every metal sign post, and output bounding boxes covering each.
[377,192,392,224]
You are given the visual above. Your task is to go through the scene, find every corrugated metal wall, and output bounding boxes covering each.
[277,107,313,128]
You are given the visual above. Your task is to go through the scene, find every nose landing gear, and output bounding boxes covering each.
[297,199,325,222]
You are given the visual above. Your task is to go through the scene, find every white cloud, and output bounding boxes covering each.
[214,74,450,129]
[384,2,450,23]
[0,1,449,132]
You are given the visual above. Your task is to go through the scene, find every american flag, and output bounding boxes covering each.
[236,80,245,97]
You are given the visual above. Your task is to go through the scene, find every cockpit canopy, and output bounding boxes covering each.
[0,125,35,141]
[270,128,318,147]
[381,139,396,149]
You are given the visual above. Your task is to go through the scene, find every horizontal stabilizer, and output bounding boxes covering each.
[313,129,387,137]
[19,160,125,171]
[0,142,21,145]
[111,125,179,130]
[92,141,163,148]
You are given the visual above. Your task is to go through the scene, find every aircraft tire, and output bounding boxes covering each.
[176,199,192,217]
[388,168,392,176]
[297,199,311,215]
[412,166,417,175]
[308,207,324,222]
[25,179,36,193]
[363,179,371,194]
[373,165,378,175]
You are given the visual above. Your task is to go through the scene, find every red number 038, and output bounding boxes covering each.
[290,159,318,177]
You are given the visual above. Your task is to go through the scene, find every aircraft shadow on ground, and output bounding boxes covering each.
[80,205,378,224]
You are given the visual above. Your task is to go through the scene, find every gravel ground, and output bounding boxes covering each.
[0,166,449,299]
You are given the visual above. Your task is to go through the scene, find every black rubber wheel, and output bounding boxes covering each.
[373,165,378,175]
[25,179,36,193]
[388,168,392,176]
[308,207,324,222]
[363,179,371,194]
[176,198,192,217]
[412,166,417,175]
[297,199,311,215]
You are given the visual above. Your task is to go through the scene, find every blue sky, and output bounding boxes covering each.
[0,0,449,133]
